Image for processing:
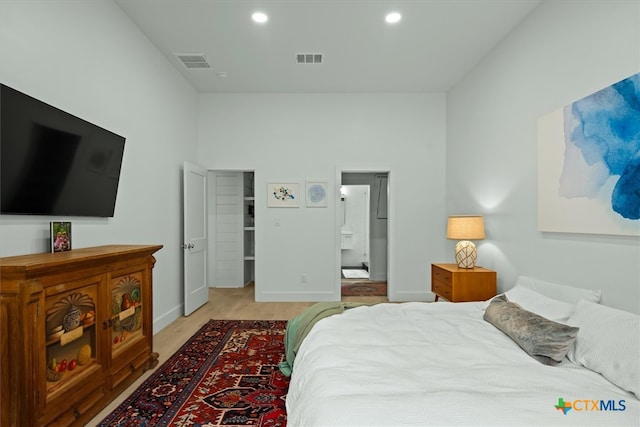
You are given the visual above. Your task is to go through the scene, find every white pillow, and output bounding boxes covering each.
[505,285,575,322]
[566,299,639,398]
[515,276,601,305]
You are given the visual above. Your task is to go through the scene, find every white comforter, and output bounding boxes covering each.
[286,302,639,426]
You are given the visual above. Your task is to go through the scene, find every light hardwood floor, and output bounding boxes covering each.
[88,284,388,425]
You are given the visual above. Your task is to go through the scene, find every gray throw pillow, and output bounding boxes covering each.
[483,294,579,366]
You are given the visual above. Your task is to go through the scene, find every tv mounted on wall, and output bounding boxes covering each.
[1,84,126,217]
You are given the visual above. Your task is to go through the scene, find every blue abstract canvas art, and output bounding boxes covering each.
[538,73,640,236]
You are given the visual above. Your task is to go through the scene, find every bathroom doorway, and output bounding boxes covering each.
[340,185,370,278]
[340,172,388,297]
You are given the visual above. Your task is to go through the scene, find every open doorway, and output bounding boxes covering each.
[340,172,388,298]
[207,170,255,290]
[340,184,370,278]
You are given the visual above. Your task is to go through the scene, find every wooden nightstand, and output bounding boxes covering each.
[431,263,496,302]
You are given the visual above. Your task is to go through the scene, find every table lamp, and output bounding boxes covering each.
[446,215,485,269]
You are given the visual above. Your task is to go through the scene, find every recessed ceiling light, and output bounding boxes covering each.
[385,12,402,24]
[252,12,268,23]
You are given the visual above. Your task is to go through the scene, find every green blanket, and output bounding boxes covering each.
[278,302,369,377]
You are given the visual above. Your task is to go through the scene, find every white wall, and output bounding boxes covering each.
[447,1,640,313]
[198,93,446,302]
[0,1,199,331]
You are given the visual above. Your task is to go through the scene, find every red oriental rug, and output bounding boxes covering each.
[98,320,288,427]
[341,281,387,297]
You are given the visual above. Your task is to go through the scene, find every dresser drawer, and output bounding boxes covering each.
[41,382,105,426]
[431,264,453,301]
[432,266,452,284]
[110,346,151,389]
[432,279,452,301]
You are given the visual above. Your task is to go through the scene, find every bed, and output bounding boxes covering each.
[285,277,640,426]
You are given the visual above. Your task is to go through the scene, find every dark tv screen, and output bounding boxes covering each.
[1,84,125,217]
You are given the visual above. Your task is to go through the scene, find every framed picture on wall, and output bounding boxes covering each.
[537,72,640,236]
[50,221,72,253]
[306,180,328,207]
[267,182,299,207]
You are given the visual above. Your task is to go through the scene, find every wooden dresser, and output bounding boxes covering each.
[0,244,162,426]
[431,263,496,302]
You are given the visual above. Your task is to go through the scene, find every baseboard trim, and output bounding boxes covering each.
[153,304,183,334]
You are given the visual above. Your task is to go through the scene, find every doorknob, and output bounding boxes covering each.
[182,243,194,249]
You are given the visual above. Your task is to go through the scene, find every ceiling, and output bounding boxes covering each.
[114,0,541,93]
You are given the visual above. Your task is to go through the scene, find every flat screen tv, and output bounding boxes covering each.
[1,84,125,217]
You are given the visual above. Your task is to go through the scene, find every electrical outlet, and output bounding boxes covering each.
[301,274,308,284]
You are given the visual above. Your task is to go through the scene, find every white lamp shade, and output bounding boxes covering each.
[446,216,485,240]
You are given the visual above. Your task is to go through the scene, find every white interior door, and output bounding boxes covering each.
[183,161,209,315]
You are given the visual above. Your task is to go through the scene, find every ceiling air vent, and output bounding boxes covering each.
[296,53,323,64]
[174,53,211,69]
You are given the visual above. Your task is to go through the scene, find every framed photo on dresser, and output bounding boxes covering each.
[50,221,72,252]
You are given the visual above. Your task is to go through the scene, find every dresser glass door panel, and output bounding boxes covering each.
[44,278,101,403]
[110,271,145,357]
